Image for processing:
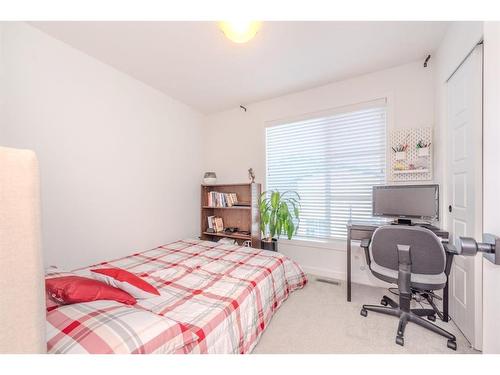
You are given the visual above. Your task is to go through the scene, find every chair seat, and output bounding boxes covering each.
[371,261,447,290]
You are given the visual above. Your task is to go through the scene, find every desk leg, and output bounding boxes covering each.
[347,233,351,302]
[443,283,449,322]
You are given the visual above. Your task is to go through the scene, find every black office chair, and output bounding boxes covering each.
[359,225,457,350]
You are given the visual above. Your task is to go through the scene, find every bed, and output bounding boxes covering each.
[46,239,307,354]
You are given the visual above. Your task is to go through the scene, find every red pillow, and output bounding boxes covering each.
[91,268,160,299]
[46,276,136,305]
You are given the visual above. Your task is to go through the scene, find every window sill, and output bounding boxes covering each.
[278,237,347,251]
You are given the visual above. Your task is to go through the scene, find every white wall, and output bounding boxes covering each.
[202,61,435,284]
[0,22,204,269]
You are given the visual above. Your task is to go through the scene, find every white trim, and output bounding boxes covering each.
[302,266,345,281]
[304,267,390,288]
[265,97,388,128]
[279,237,346,252]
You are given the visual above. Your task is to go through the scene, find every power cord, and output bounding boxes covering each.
[387,287,431,305]
[386,288,460,332]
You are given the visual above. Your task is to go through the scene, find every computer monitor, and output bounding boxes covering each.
[372,184,439,224]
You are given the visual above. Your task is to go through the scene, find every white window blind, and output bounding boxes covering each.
[266,104,387,240]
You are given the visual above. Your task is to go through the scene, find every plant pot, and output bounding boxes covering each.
[395,151,406,161]
[417,147,430,157]
[261,238,278,252]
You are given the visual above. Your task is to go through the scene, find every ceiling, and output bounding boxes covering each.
[31,21,449,114]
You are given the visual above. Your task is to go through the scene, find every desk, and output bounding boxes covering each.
[346,221,452,322]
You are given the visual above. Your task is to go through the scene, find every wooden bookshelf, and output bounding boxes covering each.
[200,183,261,248]
[202,232,251,240]
[201,206,251,210]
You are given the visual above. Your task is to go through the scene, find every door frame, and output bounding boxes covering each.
[482,20,500,354]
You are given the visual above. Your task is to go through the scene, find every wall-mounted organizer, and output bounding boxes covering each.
[390,127,432,181]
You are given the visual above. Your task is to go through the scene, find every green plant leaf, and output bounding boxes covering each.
[282,190,301,202]
[269,210,276,238]
[288,201,298,219]
[259,189,301,240]
[271,191,280,208]
[286,220,294,240]
[283,206,290,224]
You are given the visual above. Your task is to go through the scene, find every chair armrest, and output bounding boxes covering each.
[360,238,371,249]
[444,243,459,255]
[360,239,371,266]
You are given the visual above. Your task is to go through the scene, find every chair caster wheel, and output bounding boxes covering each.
[447,340,457,351]
[396,336,404,346]
[427,315,436,322]
[380,298,388,306]
[360,308,368,317]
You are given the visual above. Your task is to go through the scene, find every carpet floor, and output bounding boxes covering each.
[253,276,479,354]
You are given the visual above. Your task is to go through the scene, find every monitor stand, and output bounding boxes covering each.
[391,218,413,226]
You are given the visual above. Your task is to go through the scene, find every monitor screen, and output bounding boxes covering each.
[372,184,439,220]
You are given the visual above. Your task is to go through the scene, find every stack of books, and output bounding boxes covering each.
[207,216,224,232]
[207,191,238,207]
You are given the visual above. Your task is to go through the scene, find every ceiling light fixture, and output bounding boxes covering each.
[219,21,262,43]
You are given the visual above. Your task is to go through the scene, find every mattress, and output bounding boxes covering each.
[46,239,307,354]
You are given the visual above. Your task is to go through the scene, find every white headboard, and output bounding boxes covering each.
[0,147,46,353]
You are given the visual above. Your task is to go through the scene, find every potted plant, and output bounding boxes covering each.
[259,190,300,252]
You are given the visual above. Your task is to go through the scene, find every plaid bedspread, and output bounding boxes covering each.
[46,300,197,354]
[47,239,307,354]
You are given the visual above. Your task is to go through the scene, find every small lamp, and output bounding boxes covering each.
[219,21,262,43]
[203,172,217,185]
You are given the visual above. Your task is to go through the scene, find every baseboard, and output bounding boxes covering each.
[301,265,345,281]
[301,265,388,289]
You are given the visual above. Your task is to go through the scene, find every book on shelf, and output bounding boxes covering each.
[207,191,238,208]
[207,216,224,232]
[207,215,215,229]
[214,217,224,232]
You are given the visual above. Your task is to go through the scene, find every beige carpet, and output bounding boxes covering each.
[253,276,479,354]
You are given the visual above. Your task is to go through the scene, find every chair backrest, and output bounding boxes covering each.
[370,225,446,275]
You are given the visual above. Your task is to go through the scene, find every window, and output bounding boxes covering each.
[265,103,387,240]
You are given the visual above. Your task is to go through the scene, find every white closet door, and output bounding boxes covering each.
[446,44,483,349]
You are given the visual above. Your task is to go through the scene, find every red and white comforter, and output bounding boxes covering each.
[46,239,307,354]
